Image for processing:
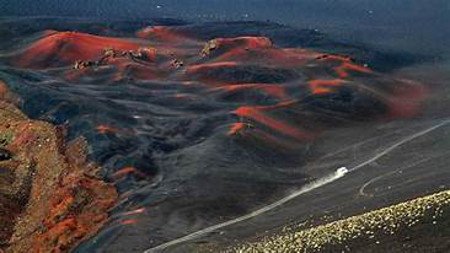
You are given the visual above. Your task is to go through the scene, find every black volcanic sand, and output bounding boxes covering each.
[0,17,449,252]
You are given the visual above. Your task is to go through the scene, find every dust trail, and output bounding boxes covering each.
[349,118,450,172]
[144,167,349,253]
[145,118,450,252]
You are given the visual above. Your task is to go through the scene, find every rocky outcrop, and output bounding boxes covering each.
[0,82,117,253]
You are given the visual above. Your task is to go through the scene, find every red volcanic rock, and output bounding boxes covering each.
[233,105,315,141]
[0,85,117,253]
[201,36,273,57]
[186,61,240,74]
[308,79,346,95]
[12,31,145,69]
[136,26,197,43]
[334,62,373,78]
[0,81,18,104]
[112,167,147,181]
